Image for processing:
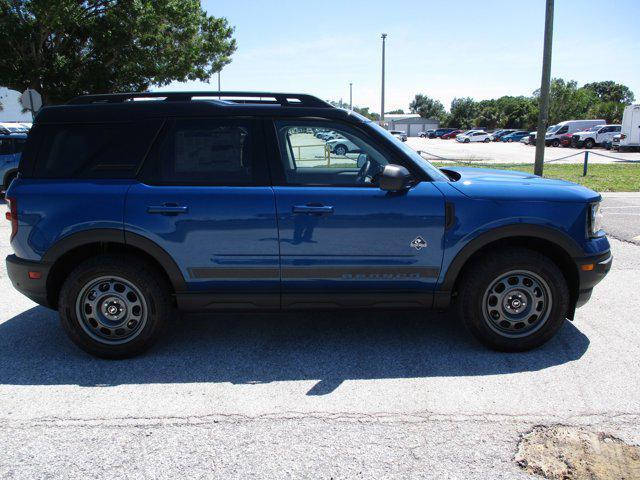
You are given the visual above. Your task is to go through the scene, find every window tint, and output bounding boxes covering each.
[557,126,568,134]
[274,121,390,186]
[34,122,160,179]
[141,119,256,185]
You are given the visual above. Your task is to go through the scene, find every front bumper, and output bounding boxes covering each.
[574,251,612,309]
[6,255,52,308]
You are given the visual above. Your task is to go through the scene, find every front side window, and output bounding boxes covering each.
[274,120,390,186]
[141,119,257,185]
[557,126,568,134]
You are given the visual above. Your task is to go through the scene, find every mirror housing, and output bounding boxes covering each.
[379,164,412,192]
[356,153,368,168]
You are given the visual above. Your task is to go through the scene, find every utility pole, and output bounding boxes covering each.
[381,33,387,124]
[534,0,554,176]
[349,82,353,110]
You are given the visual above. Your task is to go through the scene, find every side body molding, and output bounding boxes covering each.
[42,228,187,292]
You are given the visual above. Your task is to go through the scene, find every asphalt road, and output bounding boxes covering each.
[1,215,640,478]
[602,193,640,245]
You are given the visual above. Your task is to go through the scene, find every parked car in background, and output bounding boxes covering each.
[418,129,435,138]
[501,131,530,143]
[572,124,620,149]
[545,119,606,147]
[0,133,27,194]
[619,104,640,152]
[441,129,463,139]
[390,130,407,142]
[431,128,457,138]
[611,134,621,151]
[457,131,490,143]
[559,133,574,147]
[527,132,537,145]
[0,122,30,134]
[490,129,515,141]
[326,137,359,156]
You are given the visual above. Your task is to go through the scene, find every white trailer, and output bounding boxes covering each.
[619,104,640,151]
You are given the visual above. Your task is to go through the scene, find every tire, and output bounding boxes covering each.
[58,254,172,358]
[551,139,560,147]
[584,138,595,149]
[456,248,569,352]
[334,144,348,156]
[464,138,470,143]
[507,138,513,143]
[484,138,490,143]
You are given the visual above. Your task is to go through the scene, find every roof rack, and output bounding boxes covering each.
[67,91,333,108]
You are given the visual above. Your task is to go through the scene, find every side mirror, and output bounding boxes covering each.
[357,153,368,168]
[379,164,413,192]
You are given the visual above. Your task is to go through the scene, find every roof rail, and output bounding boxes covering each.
[67,91,333,108]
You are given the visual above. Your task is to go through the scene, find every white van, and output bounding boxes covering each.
[544,119,606,146]
[619,104,640,151]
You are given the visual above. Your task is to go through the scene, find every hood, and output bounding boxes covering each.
[441,167,600,203]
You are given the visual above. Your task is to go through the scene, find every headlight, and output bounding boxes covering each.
[588,202,604,237]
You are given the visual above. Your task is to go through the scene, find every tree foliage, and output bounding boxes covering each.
[409,94,446,121]
[0,0,237,104]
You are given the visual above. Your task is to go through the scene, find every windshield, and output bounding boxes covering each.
[589,125,603,131]
[368,122,449,181]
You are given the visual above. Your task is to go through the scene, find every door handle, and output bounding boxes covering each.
[292,204,334,216]
[147,204,189,215]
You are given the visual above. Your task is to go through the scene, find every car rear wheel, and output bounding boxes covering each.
[551,139,560,147]
[58,254,172,358]
[507,138,513,143]
[456,248,569,351]
[484,138,490,143]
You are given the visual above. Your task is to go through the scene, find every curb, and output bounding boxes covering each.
[600,192,640,198]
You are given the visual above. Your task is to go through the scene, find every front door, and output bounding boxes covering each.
[268,119,446,309]
[125,117,279,309]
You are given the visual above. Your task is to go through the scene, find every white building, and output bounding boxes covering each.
[381,114,440,137]
[0,87,33,122]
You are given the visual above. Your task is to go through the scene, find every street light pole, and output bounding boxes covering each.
[381,33,387,124]
[534,0,554,176]
[349,82,353,110]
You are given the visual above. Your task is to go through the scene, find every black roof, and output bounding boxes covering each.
[36,91,364,124]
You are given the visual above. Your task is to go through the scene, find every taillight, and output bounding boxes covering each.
[620,134,627,139]
[6,197,17,241]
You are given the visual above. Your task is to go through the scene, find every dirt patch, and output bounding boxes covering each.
[515,425,640,479]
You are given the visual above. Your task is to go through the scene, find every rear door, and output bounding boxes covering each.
[267,118,445,309]
[125,117,280,309]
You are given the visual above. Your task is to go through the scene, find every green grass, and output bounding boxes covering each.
[432,162,640,192]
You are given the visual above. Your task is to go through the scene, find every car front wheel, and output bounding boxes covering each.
[456,248,569,351]
[584,139,595,149]
[58,254,172,358]
[334,145,348,156]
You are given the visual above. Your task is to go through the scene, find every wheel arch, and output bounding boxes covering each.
[43,229,186,308]
[440,225,582,309]
[3,168,18,188]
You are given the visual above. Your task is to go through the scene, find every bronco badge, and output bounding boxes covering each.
[410,236,427,250]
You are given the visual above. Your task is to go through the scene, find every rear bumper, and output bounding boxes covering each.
[6,254,52,308]
[574,251,612,309]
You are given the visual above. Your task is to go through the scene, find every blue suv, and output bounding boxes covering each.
[5,92,612,358]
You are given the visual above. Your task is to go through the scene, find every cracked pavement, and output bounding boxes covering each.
[1,220,639,478]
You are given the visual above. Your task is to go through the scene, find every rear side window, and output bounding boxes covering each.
[140,118,262,185]
[33,121,160,179]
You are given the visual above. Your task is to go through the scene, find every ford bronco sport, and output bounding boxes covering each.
[5,92,612,358]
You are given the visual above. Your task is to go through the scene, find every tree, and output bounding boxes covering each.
[386,109,405,114]
[0,0,237,104]
[409,94,445,120]
[446,97,477,129]
[587,101,626,124]
[583,81,635,105]
[534,78,596,126]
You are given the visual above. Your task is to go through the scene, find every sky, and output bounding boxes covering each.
[159,0,640,114]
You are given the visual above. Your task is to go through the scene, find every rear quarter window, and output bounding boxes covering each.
[32,121,162,179]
